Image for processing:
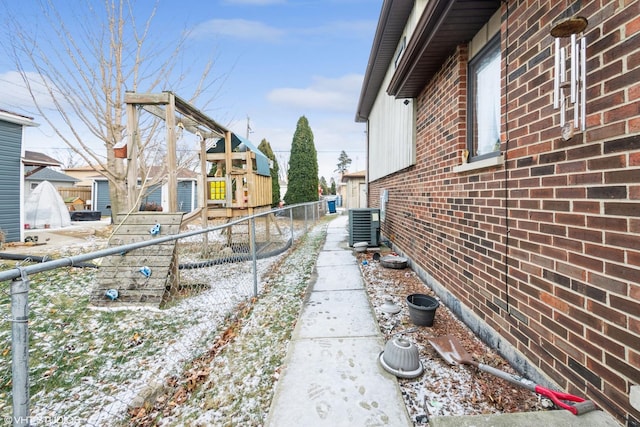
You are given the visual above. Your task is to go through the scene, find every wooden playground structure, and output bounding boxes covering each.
[123,91,273,226]
[90,92,276,307]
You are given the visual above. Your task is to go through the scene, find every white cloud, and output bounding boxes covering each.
[0,71,42,111]
[299,20,376,41]
[267,74,364,112]
[190,19,285,42]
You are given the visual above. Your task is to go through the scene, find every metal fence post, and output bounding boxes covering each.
[11,270,30,427]
[250,217,258,297]
[289,208,294,243]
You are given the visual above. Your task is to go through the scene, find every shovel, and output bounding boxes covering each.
[428,335,597,416]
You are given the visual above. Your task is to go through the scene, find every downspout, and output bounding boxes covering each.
[503,0,511,313]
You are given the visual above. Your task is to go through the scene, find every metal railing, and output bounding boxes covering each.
[0,201,327,426]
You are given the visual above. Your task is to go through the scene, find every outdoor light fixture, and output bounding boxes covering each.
[551,16,588,140]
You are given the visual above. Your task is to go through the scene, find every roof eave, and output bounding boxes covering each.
[0,110,39,127]
[388,0,502,99]
[355,0,414,122]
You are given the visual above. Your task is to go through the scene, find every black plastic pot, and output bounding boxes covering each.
[406,294,439,327]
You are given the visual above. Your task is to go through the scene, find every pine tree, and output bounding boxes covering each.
[319,176,330,196]
[257,138,281,206]
[335,150,352,175]
[284,116,319,204]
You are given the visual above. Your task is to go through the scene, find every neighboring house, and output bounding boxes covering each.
[341,170,367,209]
[0,111,38,243]
[24,166,79,201]
[23,150,60,169]
[278,178,288,204]
[357,1,639,424]
[64,165,103,187]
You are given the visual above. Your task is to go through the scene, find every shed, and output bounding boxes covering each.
[340,170,367,210]
[0,110,38,243]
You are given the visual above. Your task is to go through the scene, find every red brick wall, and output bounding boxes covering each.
[368,1,640,424]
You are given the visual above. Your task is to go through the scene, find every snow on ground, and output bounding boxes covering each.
[0,217,317,426]
[1,216,545,426]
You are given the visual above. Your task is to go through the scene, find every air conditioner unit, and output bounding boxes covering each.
[348,208,380,247]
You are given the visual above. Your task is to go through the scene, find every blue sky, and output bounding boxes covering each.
[0,0,381,181]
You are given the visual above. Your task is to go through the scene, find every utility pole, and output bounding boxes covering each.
[246,115,253,140]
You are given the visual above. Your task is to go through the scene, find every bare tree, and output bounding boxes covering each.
[57,148,83,169]
[3,0,218,216]
[276,153,289,185]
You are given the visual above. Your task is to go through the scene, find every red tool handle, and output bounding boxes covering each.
[534,385,598,415]
[477,363,598,415]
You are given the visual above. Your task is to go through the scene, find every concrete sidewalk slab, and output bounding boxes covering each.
[266,214,412,426]
[266,336,410,427]
[296,289,379,338]
[315,250,359,267]
[429,408,620,427]
[322,237,349,251]
[313,265,363,291]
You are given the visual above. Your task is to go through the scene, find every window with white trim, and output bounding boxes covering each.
[468,35,501,160]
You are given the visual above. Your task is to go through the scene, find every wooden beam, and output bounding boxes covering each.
[166,93,178,212]
[224,131,233,208]
[125,91,228,136]
[199,135,209,250]
[125,92,171,105]
[140,105,223,139]
[126,102,139,211]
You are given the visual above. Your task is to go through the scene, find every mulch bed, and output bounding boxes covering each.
[356,250,546,424]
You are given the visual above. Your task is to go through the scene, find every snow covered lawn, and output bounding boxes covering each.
[0,219,327,426]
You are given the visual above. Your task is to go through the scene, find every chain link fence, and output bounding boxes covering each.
[0,201,327,426]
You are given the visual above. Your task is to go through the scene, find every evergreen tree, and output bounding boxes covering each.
[284,116,319,204]
[257,138,281,206]
[335,150,352,174]
[330,178,337,195]
[319,176,330,196]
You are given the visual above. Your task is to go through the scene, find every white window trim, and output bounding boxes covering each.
[453,154,504,173]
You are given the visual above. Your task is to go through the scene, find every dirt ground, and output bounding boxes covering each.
[355,250,545,422]
[2,220,112,255]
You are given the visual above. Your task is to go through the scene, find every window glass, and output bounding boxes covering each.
[469,36,501,159]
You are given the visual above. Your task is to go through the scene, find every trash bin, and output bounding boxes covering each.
[327,199,336,213]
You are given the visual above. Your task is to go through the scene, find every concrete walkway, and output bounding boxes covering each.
[266,213,620,427]
[265,214,412,427]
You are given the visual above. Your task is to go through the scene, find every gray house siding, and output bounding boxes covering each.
[93,180,111,217]
[93,179,197,216]
[0,121,23,242]
[177,181,197,212]
[140,184,162,208]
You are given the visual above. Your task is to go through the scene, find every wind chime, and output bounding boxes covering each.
[551,16,588,140]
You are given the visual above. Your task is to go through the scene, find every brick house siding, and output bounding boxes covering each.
[359,1,639,425]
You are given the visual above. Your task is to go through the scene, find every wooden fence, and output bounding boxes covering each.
[57,186,92,210]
